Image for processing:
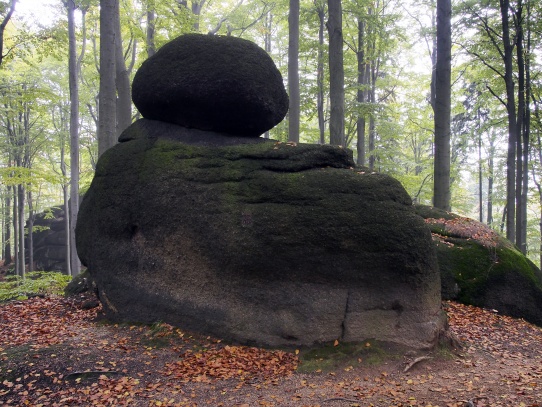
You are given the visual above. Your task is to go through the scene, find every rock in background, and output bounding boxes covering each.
[416,205,542,327]
[26,206,68,274]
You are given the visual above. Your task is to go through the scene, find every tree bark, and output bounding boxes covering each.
[98,0,118,157]
[27,190,33,274]
[514,0,526,252]
[17,184,24,278]
[115,2,132,137]
[67,0,81,275]
[316,3,325,145]
[356,18,366,165]
[146,1,156,57]
[326,0,344,146]
[487,137,495,226]
[500,0,517,242]
[3,185,11,265]
[288,0,300,143]
[478,131,483,222]
[433,0,452,211]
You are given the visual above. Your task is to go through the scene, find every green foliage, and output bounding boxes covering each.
[0,272,72,302]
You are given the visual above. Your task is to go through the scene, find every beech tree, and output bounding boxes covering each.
[433,0,452,211]
[98,0,117,157]
[327,0,344,146]
[288,0,300,143]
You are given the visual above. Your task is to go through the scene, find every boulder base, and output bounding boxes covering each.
[76,120,445,349]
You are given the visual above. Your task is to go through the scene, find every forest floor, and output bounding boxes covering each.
[0,293,541,407]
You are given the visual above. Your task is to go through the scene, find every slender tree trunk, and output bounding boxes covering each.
[514,1,526,252]
[487,137,495,226]
[61,142,71,276]
[146,1,156,57]
[478,132,483,222]
[288,0,300,143]
[98,0,118,157]
[191,0,205,31]
[433,0,452,211]
[263,11,273,139]
[326,0,344,146]
[316,3,325,145]
[500,0,517,242]
[356,18,366,165]
[368,63,377,170]
[17,184,25,278]
[27,190,33,274]
[12,187,17,274]
[67,0,81,276]
[3,185,11,265]
[115,2,132,137]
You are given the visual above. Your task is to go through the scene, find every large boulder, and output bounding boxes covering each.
[131,34,289,137]
[416,205,542,326]
[76,119,445,349]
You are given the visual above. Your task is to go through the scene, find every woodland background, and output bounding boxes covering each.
[0,0,541,277]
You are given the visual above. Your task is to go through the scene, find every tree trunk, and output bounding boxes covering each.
[514,1,525,252]
[433,0,452,211]
[487,137,495,226]
[191,0,206,31]
[146,2,156,57]
[98,0,118,157]
[478,131,483,222]
[326,0,344,146]
[61,141,71,276]
[67,0,81,276]
[356,18,366,165]
[17,184,25,278]
[500,0,517,242]
[368,61,377,170]
[288,0,300,143]
[27,190,33,274]
[316,3,325,145]
[12,187,17,274]
[115,2,132,137]
[3,185,11,265]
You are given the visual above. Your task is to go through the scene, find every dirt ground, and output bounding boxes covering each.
[0,294,541,407]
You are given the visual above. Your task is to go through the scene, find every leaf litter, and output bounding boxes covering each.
[0,294,541,406]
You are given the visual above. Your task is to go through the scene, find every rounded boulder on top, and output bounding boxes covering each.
[131,33,289,137]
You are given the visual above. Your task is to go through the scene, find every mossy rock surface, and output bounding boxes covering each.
[415,205,542,326]
[76,121,445,349]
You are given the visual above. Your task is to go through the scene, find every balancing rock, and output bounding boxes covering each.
[76,34,445,350]
[132,34,288,137]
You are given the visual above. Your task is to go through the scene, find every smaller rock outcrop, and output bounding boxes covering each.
[416,205,542,327]
[26,206,68,274]
[132,33,289,137]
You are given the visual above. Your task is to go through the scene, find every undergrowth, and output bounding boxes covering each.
[0,271,71,302]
